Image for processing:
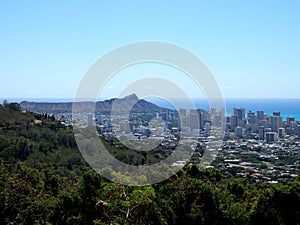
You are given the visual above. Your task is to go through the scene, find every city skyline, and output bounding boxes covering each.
[15,93,300,121]
[1,1,300,99]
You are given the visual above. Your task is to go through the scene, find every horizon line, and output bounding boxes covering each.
[2,96,300,101]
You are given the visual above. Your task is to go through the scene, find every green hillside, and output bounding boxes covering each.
[0,102,300,225]
[0,103,83,167]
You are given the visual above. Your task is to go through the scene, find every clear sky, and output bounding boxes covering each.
[0,0,300,99]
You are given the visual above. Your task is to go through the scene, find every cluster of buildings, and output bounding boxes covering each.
[216,135,300,183]
[171,107,300,182]
[217,108,300,182]
[54,105,300,182]
[226,108,300,141]
[96,111,181,151]
[178,108,225,135]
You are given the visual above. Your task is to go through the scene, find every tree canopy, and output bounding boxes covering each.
[0,104,299,224]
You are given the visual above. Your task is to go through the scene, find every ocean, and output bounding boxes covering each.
[1,98,300,121]
[146,98,300,121]
[223,98,300,120]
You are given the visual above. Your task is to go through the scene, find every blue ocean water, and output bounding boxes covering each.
[147,98,300,121]
[1,98,300,120]
[223,98,300,120]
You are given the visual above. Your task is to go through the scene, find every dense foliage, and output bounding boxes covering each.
[0,103,300,225]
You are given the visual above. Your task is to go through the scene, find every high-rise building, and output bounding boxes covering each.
[213,114,223,127]
[234,126,244,138]
[189,111,200,131]
[278,128,285,138]
[230,115,238,132]
[166,109,170,121]
[259,126,265,140]
[287,117,295,127]
[234,108,245,120]
[200,111,205,130]
[226,116,231,123]
[270,116,282,132]
[297,125,300,139]
[204,122,211,134]
[257,110,264,120]
[197,109,205,130]
[273,112,281,117]
[260,118,270,128]
[265,132,277,143]
[178,108,188,129]
[179,108,188,117]
[210,108,217,116]
[247,111,256,124]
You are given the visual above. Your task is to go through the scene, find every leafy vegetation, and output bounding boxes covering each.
[0,103,300,224]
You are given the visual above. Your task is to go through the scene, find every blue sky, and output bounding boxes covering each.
[0,1,300,99]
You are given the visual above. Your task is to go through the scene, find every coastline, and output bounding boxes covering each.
[1,97,300,120]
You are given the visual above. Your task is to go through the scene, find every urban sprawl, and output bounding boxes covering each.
[58,106,300,183]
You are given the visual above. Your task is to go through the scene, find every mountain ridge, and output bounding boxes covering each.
[20,94,168,114]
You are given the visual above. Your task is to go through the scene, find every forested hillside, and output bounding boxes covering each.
[0,103,300,225]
